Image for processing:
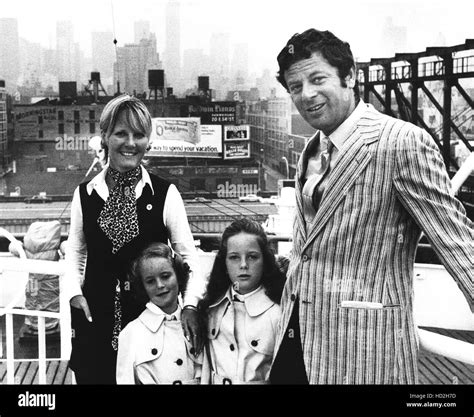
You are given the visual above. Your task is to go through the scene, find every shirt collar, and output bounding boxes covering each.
[326,100,367,150]
[86,164,154,200]
[211,285,275,317]
[139,302,181,333]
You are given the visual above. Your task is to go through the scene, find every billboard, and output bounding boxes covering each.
[224,125,250,141]
[223,141,250,160]
[188,101,236,124]
[149,118,222,158]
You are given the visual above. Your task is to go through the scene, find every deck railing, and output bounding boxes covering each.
[1,153,473,383]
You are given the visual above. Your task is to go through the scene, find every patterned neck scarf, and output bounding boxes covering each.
[98,165,142,254]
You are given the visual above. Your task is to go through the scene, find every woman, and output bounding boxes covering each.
[65,94,206,384]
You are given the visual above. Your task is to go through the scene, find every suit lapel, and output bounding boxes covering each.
[302,118,381,251]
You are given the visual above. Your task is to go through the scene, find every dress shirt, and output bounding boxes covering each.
[64,164,206,307]
[304,100,367,192]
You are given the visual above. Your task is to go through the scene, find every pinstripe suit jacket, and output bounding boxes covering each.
[274,102,473,384]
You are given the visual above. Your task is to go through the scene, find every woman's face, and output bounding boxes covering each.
[225,232,264,295]
[105,110,150,173]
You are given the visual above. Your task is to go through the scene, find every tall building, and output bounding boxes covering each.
[231,43,249,89]
[164,0,181,92]
[210,33,230,77]
[182,49,208,88]
[0,79,7,175]
[91,32,115,88]
[381,17,407,55]
[114,36,162,96]
[134,20,151,43]
[56,21,75,82]
[19,38,43,90]
[0,18,20,92]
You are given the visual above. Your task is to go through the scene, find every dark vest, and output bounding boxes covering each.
[69,173,171,382]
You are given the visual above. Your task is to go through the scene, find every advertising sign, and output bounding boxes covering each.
[149,118,222,158]
[223,141,250,160]
[224,125,250,141]
[188,101,236,124]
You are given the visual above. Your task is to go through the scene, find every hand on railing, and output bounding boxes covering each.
[70,295,93,322]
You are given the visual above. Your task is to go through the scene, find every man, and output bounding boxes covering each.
[270,28,473,384]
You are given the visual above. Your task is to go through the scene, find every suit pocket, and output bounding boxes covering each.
[336,304,404,384]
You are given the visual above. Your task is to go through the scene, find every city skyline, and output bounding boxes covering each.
[2,0,474,77]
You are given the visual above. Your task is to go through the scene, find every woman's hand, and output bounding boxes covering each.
[181,307,203,355]
[70,295,93,322]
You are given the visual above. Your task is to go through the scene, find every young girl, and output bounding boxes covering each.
[199,218,286,384]
[116,242,204,384]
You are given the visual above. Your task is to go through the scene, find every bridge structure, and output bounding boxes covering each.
[357,39,474,211]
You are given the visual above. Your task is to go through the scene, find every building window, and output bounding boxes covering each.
[58,111,64,120]
[89,110,95,120]
[58,124,64,134]
[90,123,96,134]
[74,123,80,134]
[74,110,80,120]
[38,130,43,138]
[38,116,43,124]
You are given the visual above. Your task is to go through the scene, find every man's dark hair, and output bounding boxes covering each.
[277,28,358,99]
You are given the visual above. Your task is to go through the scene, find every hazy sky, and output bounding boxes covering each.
[2,0,474,75]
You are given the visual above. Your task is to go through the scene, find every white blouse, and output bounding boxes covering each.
[63,164,206,307]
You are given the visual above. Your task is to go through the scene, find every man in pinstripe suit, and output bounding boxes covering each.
[270,29,473,384]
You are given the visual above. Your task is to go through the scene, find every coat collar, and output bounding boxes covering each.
[209,285,275,317]
[138,301,182,333]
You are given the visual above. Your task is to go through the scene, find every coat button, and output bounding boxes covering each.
[190,347,195,355]
[211,328,216,336]
[151,348,157,355]
[251,340,258,347]
[290,294,296,301]
[176,359,183,366]
[230,344,235,351]
[302,254,309,262]
[146,204,153,211]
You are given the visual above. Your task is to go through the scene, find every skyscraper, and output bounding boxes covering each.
[134,21,151,43]
[164,0,181,93]
[114,35,162,96]
[210,33,230,77]
[0,79,7,175]
[56,21,75,82]
[231,43,249,89]
[92,31,115,87]
[0,18,20,92]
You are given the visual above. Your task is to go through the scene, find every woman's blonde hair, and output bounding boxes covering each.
[99,94,152,161]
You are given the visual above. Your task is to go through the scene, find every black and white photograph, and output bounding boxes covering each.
[0,0,473,414]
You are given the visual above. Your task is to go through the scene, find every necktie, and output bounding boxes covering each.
[302,136,334,222]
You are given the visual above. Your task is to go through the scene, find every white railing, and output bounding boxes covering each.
[0,150,473,383]
[0,229,71,385]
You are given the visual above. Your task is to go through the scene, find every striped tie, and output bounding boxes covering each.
[302,136,334,223]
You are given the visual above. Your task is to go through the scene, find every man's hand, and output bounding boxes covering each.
[70,295,93,322]
[181,307,203,355]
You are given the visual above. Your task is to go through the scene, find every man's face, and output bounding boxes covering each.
[284,51,356,136]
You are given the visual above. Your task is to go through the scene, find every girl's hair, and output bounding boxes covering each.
[199,218,286,311]
[128,242,190,305]
[99,94,152,162]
